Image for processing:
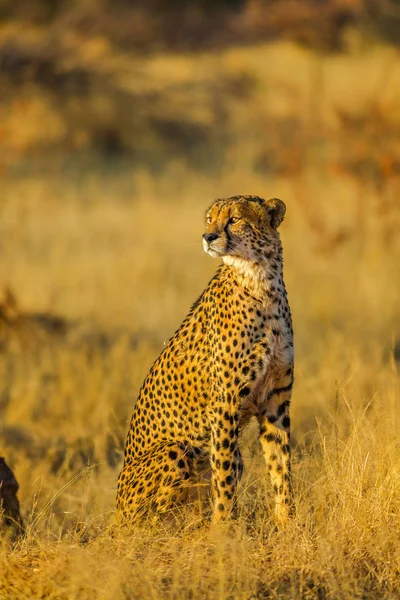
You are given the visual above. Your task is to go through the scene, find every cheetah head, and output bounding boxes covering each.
[202,196,286,262]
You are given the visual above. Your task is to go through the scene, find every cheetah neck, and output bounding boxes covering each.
[222,254,284,301]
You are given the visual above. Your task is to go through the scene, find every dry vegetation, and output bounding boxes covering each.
[1,31,400,599]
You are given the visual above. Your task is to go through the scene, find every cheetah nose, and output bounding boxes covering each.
[202,233,219,244]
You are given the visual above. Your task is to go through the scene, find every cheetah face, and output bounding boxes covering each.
[202,196,285,262]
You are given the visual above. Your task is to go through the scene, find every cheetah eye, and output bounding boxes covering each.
[206,215,212,224]
[228,217,240,225]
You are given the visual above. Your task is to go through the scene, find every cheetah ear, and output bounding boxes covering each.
[265,198,286,229]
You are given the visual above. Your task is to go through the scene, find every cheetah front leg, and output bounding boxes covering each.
[258,369,294,525]
[209,406,243,523]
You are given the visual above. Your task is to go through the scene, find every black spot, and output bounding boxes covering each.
[169,450,178,460]
[267,383,293,401]
[277,401,289,417]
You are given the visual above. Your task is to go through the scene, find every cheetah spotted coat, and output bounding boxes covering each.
[116,195,294,524]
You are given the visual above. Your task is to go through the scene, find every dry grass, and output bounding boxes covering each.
[1,40,400,599]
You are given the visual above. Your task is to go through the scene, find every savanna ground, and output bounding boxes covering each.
[2,14,400,598]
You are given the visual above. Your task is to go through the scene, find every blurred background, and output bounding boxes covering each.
[1,0,400,546]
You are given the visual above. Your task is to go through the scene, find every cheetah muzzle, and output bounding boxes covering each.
[116,195,295,525]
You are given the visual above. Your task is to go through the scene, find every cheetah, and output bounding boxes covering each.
[116,195,294,525]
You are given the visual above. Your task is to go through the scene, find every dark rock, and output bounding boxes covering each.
[0,457,24,541]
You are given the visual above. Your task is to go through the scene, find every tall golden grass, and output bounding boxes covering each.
[1,40,400,599]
